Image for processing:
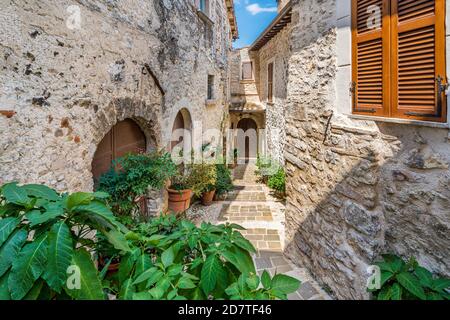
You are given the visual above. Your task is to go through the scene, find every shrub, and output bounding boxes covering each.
[97,151,177,217]
[267,167,286,195]
[369,254,450,300]
[185,163,217,197]
[215,164,234,196]
[106,214,301,300]
[0,183,128,300]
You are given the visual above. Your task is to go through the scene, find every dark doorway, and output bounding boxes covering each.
[237,118,258,162]
[92,118,146,185]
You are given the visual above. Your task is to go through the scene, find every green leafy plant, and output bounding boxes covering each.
[369,254,450,300]
[185,163,217,197]
[107,214,300,300]
[97,151,177,218]
[0,182,128,300]
[226,271,300,300]
[215,164,234,196]
[267,167,286,196]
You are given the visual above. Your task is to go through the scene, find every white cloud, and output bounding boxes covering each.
[246,3,277,15]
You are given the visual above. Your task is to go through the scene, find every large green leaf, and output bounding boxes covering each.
[0,229,27,277]
[66,192,94,211]
[42,222,74,293]
[119,279,136,300]
[23,278,44,300]
[390,283,402,300]
[2,183,29,206]
[65,249,104,300]
[221,246,256,275]
[396,272,426,300]
[201,255,223,295]
[132,267,159,285]
[9,235,48,300]
[118,249,139,285]
[161,246,175,268]
[104,230,131,253]
[0,217,20,247]
[26,203,64,227]
[271,274,300,294]
[74,201,118,230]
[261,270,271,289]
[415,266,434,289]
[432,278,450,292]
[0,272,11,300]
[23,185,59,201]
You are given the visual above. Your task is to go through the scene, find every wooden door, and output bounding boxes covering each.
[92,119,146,185]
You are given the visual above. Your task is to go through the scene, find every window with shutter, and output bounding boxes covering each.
[242,62,253,80]
[268,62,274,102]
[351,0,447,123]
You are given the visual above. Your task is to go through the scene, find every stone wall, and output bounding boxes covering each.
[257,25,291,164]
[284,0,450,300]
[0,0,234,194]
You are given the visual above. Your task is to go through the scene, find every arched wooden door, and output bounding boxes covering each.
[92,119,146,185]
[237,118,258,161]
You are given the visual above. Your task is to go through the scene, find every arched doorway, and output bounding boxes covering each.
[92,118,146,185]
[237,117,258,162]
[171,109,192,162]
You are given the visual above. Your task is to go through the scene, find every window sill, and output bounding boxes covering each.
[197,10,214,26]
[239,79,255,84]
[205,99,217,107]
[347,114,449,129]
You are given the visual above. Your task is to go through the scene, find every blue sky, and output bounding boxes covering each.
[233,0,278,48]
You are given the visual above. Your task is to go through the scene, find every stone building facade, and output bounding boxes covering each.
[237,0,450,299]
[281,0,450,299]
[0,0,238,205]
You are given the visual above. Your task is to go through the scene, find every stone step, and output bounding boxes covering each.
[241,228,282,252]
[219,204,274,223]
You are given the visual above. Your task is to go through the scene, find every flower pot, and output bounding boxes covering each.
[214,192,227,201]
[201,190,216,206]
[167,188,192,214]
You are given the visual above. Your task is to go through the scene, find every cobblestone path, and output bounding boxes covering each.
[217,164,332,300]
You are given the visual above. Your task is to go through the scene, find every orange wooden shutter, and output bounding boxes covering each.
[391,0,447,122]
[352,0,391,116]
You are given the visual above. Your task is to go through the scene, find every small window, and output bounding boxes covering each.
[242,61,253,80]
[268,62,274,103]
[207,75,214,100]
[199,0,209,15]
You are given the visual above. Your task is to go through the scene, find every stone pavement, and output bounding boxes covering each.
[217,164,332,300]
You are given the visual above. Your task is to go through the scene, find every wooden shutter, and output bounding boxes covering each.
[242,62,253,80]
[352,0,391,116]
[391,0,447,122]
[268,62,274,102]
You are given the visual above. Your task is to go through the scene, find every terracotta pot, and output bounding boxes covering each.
[167,188,192,214]
[202,190,216,206]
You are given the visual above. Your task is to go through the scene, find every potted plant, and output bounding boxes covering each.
[187,163,217,206]
[201,184,216,206]
[214,163,234,201]
[167,173,193,214]
[97,151,177,219]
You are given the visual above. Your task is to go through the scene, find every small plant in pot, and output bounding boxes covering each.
[187,163,217,206]
[167,173,193,214]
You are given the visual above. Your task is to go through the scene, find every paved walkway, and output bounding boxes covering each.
[217,164,331,300]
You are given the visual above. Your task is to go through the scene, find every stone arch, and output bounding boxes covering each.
[237,117,259,161]
[88,97,162,190]
[228,113,266,163]
[170,108,193,160]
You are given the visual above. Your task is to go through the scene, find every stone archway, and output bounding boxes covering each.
[237,117,258,162]
[92,118,146,186]
[171,108,193,162]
